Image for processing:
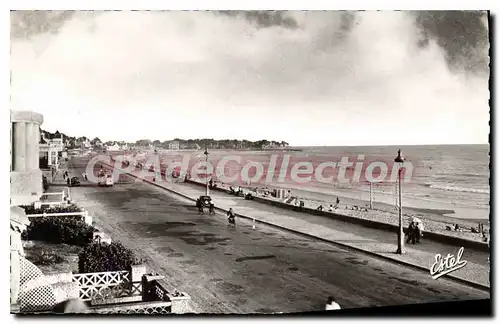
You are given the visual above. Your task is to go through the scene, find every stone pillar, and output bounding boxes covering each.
[25,123,39,171]
[131,264,147,282]
[12,122,26,172]
[11,110,44,206]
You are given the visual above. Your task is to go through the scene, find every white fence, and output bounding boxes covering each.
[36,191,71,208]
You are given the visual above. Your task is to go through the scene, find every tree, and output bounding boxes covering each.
[135,139,152,147]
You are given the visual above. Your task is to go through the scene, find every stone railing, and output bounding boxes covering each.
[71,265,190,314]
[91,300,173,314]
[72,270,142,304]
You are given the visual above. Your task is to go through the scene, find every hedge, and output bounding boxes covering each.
[21,204,82,215]
[78,241,143,273]
[21,216,95,246]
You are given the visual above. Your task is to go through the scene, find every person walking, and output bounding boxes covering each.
[227,208,235,226]
[209,203,215,215]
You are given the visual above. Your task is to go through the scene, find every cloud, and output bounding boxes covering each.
[10,11,489,146]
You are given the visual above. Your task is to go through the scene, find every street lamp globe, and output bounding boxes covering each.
[394,149,405,163]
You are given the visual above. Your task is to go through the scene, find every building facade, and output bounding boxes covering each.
[106,143,121,151]
[169,141,180,150]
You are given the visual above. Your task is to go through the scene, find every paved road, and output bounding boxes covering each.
[65,157,488,314]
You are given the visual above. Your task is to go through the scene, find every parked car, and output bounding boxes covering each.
[70,177,80,187]
[98,175,114,187]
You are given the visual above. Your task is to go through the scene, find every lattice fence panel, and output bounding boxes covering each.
[97,305,172,314]
[17,256,57,313]
[153,281,169,301]
[72,271,141,301]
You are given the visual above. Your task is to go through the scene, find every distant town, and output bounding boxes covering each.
[40,129,291,157]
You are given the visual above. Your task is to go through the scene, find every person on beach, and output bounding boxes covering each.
[325,296,341,310]
[317,205,323,211]
[334,197,340,209]
[328,205,334,212]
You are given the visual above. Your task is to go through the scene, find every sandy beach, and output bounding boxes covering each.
[111,149,490,243]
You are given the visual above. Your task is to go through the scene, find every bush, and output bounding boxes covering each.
[22,216,95,246]
[78,241,142,273]
[21,204,82,215]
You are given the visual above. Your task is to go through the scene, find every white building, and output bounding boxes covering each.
[39,134,59,169]
[106,142,121,151]
[168,141,180,150]
[82,138,91,149]
[50,137,64,152]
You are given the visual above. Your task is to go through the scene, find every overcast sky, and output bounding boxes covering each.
[10,11,490,146]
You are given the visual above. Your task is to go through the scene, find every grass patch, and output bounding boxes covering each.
[24,241,83,274]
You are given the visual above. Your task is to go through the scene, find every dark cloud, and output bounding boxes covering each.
[10,10,102,40]
[215,10,299,29]
[413,11,489,75]
[10,10,75,39]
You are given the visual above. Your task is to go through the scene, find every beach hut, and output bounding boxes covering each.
[274,188,287,199]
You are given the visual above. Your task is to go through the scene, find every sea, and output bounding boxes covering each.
[289,145,490,220]
[129,144,491,220]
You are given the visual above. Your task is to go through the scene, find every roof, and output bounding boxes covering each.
[11,206,30,231]
[39,134,48,144]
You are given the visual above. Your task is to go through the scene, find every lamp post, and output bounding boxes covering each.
[204,148,210,196]
[369,181,373,209]
[394,149,405,254]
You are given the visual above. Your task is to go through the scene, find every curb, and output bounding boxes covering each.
[104,161,490,292]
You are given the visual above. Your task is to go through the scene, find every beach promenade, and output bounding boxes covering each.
[57,156,488,313]
[103,158,490,290]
